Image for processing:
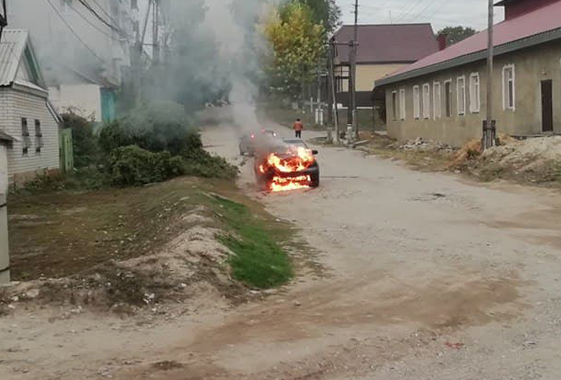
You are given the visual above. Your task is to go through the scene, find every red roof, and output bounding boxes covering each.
[381,0,561,82]
[333,24,439,64]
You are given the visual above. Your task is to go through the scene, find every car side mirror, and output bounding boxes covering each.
[312,150,319,155]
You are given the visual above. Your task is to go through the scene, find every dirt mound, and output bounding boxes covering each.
[0,208,248,316]
[449,133,519,168]
[453,136,561,183]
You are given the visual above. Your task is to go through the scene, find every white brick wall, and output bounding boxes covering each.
[0,87,60,182]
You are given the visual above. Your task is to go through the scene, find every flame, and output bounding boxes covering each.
[260,146,315,192]
[266,147,315,173]
[270,175,311,192]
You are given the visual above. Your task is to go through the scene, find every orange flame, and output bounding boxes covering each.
[261,147,315,192]
[270,175,311,192]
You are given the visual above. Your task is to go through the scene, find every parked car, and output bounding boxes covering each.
[239,129,279,156]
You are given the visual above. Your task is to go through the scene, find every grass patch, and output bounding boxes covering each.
[211,196,293,289]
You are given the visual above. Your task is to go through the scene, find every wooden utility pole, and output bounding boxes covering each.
[484,0,495,149]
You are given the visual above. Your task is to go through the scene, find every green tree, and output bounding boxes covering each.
[437,26,477,46]
[265,2,326,100]
[298,0,341,33]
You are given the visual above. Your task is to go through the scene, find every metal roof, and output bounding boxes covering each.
[0,29,29,87]
[0,130,16,142]
[333,24,439,64]
[377,0,561,86]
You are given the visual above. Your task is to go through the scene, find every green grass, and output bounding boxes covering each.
[212,196,293,289]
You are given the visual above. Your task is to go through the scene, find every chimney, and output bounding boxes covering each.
[437,34,447,51]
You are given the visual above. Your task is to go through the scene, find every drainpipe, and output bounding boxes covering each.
[0,144,9,284]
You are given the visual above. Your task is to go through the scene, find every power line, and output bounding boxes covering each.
[76,0,130,39]
[67,1,122,41]
[44,0,105,63]
[90,0,122,28]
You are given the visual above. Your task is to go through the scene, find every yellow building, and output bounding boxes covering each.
[333,24,441,109]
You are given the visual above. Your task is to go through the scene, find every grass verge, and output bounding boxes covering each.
[211,196,293,289]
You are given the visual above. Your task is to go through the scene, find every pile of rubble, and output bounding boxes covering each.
[452,135,561,183]
[392,137,456,153]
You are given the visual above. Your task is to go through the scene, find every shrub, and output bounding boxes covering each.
[109,145,185,187]
[99,101,197,155]
[62,113,99,168]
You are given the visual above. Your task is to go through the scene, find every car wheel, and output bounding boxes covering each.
[310,173,320,188]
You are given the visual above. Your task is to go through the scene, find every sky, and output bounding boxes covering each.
[337,0,506,32]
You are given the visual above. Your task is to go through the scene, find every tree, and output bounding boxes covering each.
[437,26,477,46]
[298,0,341,33]
[264,2,326,100]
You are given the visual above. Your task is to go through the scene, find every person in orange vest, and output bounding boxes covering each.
[293,118,304,138]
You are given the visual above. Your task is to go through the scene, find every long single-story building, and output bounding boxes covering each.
[376,0,561,147]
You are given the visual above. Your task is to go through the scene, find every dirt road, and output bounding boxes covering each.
[115,125,561,379]
[4,124,561,380]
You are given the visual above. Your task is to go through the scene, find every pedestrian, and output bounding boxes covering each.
[293,118,303,138]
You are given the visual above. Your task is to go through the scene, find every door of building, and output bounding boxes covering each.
[541,80,553,132]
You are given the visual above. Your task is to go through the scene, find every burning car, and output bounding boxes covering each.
[239,129,279,156]
[254,139,320,192]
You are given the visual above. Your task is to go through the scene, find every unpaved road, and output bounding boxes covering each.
[117,125,561,379]
[3,124,561,380]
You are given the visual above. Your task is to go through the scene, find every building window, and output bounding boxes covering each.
[433,82,442,119]
[469,73,480,113]
[422,84,431,119]
[399,88,406,120]
[35,119,43,154]
[444,80,452,117]
[21,118,31,155]
[391,91,398,121]
[457,76,466,115]
[131,0,138,10]
[503,64,515,110]
[413,85,420,119]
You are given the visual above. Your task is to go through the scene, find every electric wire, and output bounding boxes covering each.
[44,0,104,63]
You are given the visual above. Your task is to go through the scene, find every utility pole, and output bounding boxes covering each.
[350,0,359,142]
[0,0,9,285]
[0,0,7,41]
[316,57,322,126]
[484,0,496,149]
[327,39,339,144]
[152,0,160,65]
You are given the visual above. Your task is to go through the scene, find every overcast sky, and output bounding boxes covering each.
[337,0,506,32]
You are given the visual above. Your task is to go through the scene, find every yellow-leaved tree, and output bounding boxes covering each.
[264,2,325,100]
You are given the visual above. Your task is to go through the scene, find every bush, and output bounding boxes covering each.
[109,145,185,187]
[99,101,197,155]
[182,148,238,179]
[62,113,99,168]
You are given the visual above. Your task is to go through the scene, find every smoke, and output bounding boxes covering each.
[200,0,274,130]
[158,0,277,131]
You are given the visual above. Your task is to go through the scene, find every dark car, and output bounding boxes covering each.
[239,129,279,156]
[254,139,320,191]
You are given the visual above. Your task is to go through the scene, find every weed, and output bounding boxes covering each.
[212,196,293,289]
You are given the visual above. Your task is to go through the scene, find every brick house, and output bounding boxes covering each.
[0,29,61,184]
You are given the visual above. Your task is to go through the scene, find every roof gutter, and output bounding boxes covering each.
[376,27,561,87]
